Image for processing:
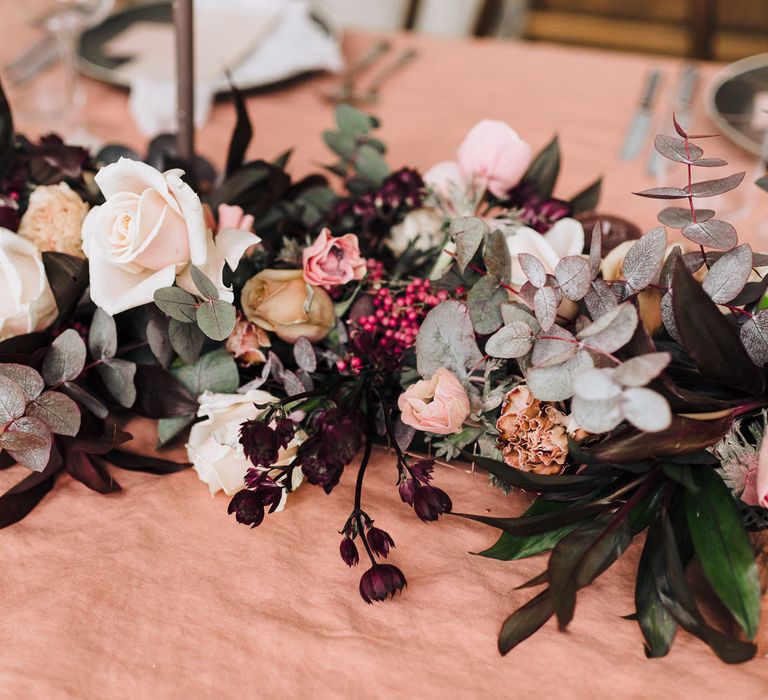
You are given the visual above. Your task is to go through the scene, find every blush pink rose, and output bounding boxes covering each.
[456,120,532,197]
[217,204,254,233]
[302,227,367,289]
[397,368,471,435]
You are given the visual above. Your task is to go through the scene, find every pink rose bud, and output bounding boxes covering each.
[397,368,471,435]
[302,227,367,290]
[456,120,532,198]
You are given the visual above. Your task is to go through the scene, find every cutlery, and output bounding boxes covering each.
[647,64,699,177]
[619,69,662,161]
[358,48,418,105]
[323,39,391,104]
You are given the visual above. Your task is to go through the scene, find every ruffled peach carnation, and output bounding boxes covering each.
[225,313,271,365]
[496,386,568,475]
[18,182,88,257]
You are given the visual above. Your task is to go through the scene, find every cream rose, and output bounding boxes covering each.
[389,208,446,255]
[81,158,258,315]
[18,182,88,257]
[241,268,335,344]
[187,389,304,500]
[0,228,58,341]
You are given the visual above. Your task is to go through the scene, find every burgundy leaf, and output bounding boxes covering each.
[681,219,737,251]
[657,207,714,228]
[633,187,689,200]
[671,258,763,394]
[701,244,752,304]
[0,451,62,529]
[65,450,121,494]
[686,172,746,198]
[653,135,703,163]
[102,449,191,475]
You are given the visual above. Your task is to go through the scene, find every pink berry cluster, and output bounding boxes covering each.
[337,278,464,373]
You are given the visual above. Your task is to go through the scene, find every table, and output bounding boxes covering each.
[1,27,768,699]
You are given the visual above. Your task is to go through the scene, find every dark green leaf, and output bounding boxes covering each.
[464,452,612,494]
[584,415,733,463]
[653,508,756,664]
[498,589,555,655]
[355,144,389,184]
[323,130,356,159]
[548,515,632,629]
[662,463,699,492]
[685,469,761,639]
[61,382,108,418]
[225,80,253,177]
[636,514,677,657]
[672,258,764,395]
[190,266,220,301]
[335,104,373,136]
[476,499,579,560]
[104,449,191,475]
[132,365,199,418]
[42,252,88,321]
[157,415,195,447]
[0,79,14,178]
[569,177,602,215]
[521,135,560,198]
[196,300,236,341]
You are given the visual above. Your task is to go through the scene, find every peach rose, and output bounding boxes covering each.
[18,182,88,257]
[456,120,532,197]
[225,313,271,365]
[81,158,258,315]
[302,227,367,289]
[0,228,58,340]
[496,386,568,475]
[398,368,470,435]
[241,268,335,344]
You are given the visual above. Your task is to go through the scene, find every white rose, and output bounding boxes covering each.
[503,217,585,288]
[0,228,57,341]
[18,182,89,257]
[187,389,304,505]
[388,208,445,255]
[81,158,259,315]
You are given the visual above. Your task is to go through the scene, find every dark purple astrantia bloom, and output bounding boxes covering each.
[239,420,279,467]
[359,564,407,604]
[274,417,296,449]
[398,477,417,505]
[367,527,395,558]
[413,485,452,522]
[410,459,434,483]
[340,537,359,567]
[227,490,266,528]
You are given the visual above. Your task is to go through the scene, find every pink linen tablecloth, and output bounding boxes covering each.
[1,26,768,699]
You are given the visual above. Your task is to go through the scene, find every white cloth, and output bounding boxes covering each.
[117,0,343,136]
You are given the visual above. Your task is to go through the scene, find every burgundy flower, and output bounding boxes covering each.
[227,490,265,528]
[413,485,452,522]
[398,477,417,505]
[340,537,359,567]
[359,564,407,604]
[239,419,279,467]
[367,527,395,558]
[411,459,435,483]
[242,470,285,512]
[274,417,296,450]
[300,448,344,493]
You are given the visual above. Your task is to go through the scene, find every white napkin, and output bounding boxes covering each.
[106,0,343,137]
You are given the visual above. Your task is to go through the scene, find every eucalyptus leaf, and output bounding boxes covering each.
[61,382,108,418]
[613,352,671,386]
[687,172,745,198]
[526,350,593,401]
[41,329,86,386]
[577,302,637,353]
[531,325,577,367]
[621,227,666,292]
[485,321,535,359]
[701,243,752,304]
[335,103,373,136]
[196,300,237,341]
[483,229,511,283]
[169,318,205,365]
[451,217,487,273]
[657,207,714,228]
[355,144,389,184]
[533,286,558,331]
[621,388,672,432]
[0,375,27,425]
[0,364,44,401]
[682,219,737,251]
[0,416,52,472]
[468,274,506,335]
[634,186,689,200]
[88,307,117,360]
[293,337,317,373]
[97,358,137,408]
[146,313,174,368]
[415,301,483,380]
[740,311,768,366]
[26,390,81,436]
[154,287,199,322]
[172,348,239,398]
[584,279,618,318]
[554,256,591,301]
[519,253,547,288]
[190,265,220,300]
[653,134,703,163]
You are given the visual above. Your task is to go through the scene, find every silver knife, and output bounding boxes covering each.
[647,64,699,177]
[620,69,662,161]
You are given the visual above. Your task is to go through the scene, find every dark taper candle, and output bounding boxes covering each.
[173,0,195,165]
